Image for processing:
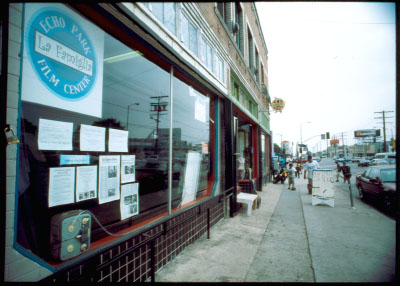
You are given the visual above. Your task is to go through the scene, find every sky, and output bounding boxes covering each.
[255,1,396,154]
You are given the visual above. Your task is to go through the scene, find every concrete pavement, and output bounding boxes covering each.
[153,175,396,283]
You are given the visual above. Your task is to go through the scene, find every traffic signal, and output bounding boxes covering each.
[326,132,330,139]
[300,147,302,153]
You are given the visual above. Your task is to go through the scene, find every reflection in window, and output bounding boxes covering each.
[172,81,211,206]
[18,32,172,258]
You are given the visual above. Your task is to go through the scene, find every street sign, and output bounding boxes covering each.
[298,144,307,147]
[321,134,325,140]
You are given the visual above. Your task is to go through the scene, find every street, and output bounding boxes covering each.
[154,157,396,282]
[318,157,395,219]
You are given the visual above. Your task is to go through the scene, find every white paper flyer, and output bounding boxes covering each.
[98,155,121,204]
[109,128,129,152]
[181,151,201,205]
[76,165,98,202]
[48,167,75,207]
[120,183,139,220]
[80,124,106,152]
[38,118,73,150]
[121,155,136,183]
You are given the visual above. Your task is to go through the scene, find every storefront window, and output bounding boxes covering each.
[16,3,213,264]
[172,80,211,205]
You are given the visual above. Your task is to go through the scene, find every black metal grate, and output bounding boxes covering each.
[42,195,226,282]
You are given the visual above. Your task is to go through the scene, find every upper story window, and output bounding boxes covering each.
[148,3,176,35]
[217,2,229,26]
[233,2,243,54]
[233,83,239,101]
[255,48,260,82]
[200,36,213,71]
[248,27,254,70]
[215,54,225,84]
[261,64,265,85]
[181,13,198,57]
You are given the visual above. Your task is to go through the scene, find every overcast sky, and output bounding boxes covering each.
[255,1,396,154]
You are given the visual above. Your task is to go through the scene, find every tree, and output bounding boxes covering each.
[274,143,281,154]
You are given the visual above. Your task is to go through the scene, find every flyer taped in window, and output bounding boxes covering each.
[121,155,136,184]
[76,165,98,202]
[48,167,75,207]
[120,183,139,220]
[98,155,121,204]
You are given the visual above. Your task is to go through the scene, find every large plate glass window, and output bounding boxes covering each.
[16,3,214,265]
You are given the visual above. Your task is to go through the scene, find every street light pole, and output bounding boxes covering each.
[126,102,140,131]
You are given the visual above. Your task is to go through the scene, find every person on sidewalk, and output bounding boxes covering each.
[336,162,341,182]
[341,162,352,184]
[295,163,302,178]
[287,163,296,190]
[304,155,319,194]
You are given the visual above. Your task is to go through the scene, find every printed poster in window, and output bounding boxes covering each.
[121,155,135,184]
[120,183,139,220]
[80,124,106,152]
[108,128,128,152]
[76,165,97,202]
[98,155,120,204]
[38,118,73,150]
[181,151,201,205]
[21,3,104,118]
[48,167,75,207]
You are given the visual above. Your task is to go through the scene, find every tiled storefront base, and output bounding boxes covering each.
[42,197,226,282]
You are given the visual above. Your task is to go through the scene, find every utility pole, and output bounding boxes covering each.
[374,110,394,152]
[341,132,345,158]
[150,95,168,153]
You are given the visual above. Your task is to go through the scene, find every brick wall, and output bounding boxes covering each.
[42,199,226,282]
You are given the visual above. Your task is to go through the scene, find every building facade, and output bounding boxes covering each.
[1,2,271,282]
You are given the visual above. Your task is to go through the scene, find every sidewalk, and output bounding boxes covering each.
[153,176,396,282]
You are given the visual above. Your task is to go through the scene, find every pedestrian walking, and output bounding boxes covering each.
[295,163,302,178]
[304,155,319,194]
[287,163,296,190]
[336,162,341,182]
[341,162,352,184]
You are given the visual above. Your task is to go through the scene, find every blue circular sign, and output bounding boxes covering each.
[26,8,97,101]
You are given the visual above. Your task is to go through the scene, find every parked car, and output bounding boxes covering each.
[385,158,396,165]
[374,152,396,160]
[355,165,396,212]
[352,157,363,163]
[335,157,351,163]
[369,159,390,166]
[313,156,321,162]
[358,159,370,167]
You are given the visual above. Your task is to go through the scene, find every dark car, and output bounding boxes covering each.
[355,165,396,212]
[358,159,370,167]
